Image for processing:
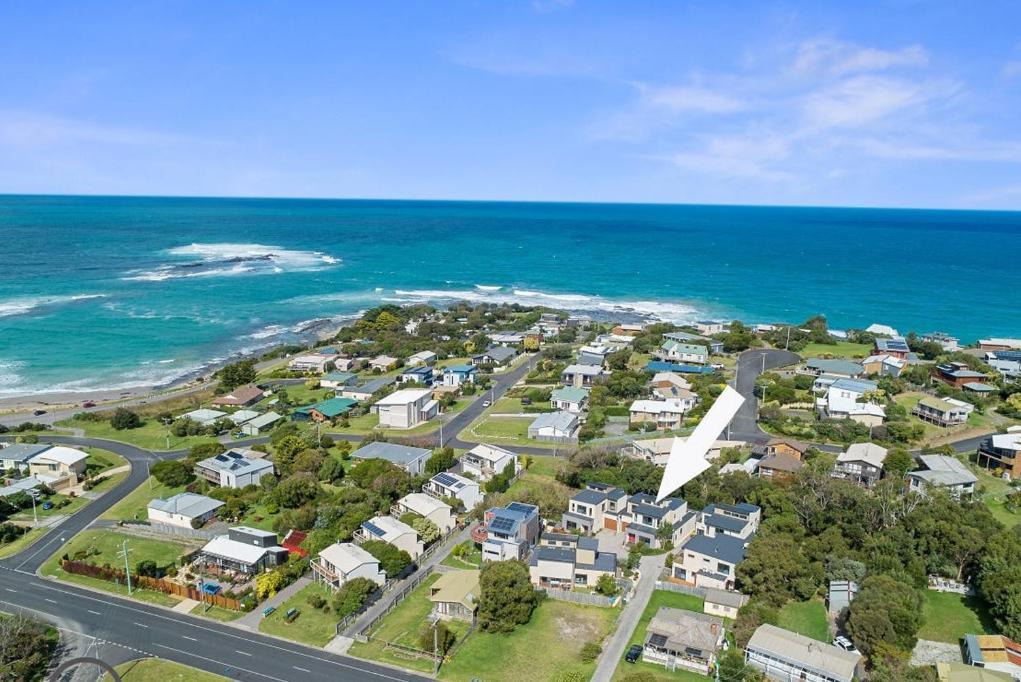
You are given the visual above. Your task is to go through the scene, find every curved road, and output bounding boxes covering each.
[729,348,802,444]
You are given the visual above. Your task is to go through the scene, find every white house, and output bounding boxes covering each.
[393,492,455,533]
[561,364,608,388]
[821,378,879,418]
[352,442,432,475]
[694,321,727,336]
[550,386,589,413]
[657,340,709,365]
[461,444,519,481]
[369,355,398,371]
[27,446,89,485]
[355,515,424,559]
[179,408,228,426]
[406,350,437,366]
[287,354,337,374]
[194,450,274,489]
[373,388,438,429]
[527,411,579,442]
[0,444,52,472]
[425,471,484,510]
[311,542,386,590]
[629,398,694,431]
[908,455,977,498]
[147,493,224,529]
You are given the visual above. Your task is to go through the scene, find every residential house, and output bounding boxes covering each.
[529,535,618,591]
[561,364,608,388]
[623,493,694,548]
[833,443,888,487]
[461,443,519,481]
[473,502,541,561]
[820,378,880,419]
[406,350,437,367]
[227,409,260,426]
[320,371,359,389]
[239,411,281,436]
[527,411,579,442]
[392,492,455,534]
[612,323,645,336]
[373,388,438,429]
[629,398,695,431]
[922,332,961,352]
[550,386,589,413]
[866,323,899,337]
[352,442,432,475]
[745,624,863,682]
[642,607,726,675]
[697,503,761,540]
[429,570,480,622]
[657,340,710,365]
[311,542,386,590]
[0,476,45,500]
[651,371,693,399]
[623,437,744,467]
[442,364,477,387]
[287,353,337,374]
[913,396,973,427]
[694,320,727,336]
[197,527,288,575]
[908,455,977,498]
[147,493,224,529]
[673,533,747,589]
[332,357,358,372]
[369,355,398,371]
[211,384,265,408]
[194,450,274,489]
[355,515,424,559]
[397,365,434,385]
[978,338,1021,351]
[473,346,517,366]
[341,376,396,401]
[804,359,865,378]
[861,354,905,377]
[489,332,525,346]
[962,634,1021,678]
[828,580,859,615]
[561,483,629,533]
[0,443,51,472]
[577,344,613,367]
[291,397,357,423]
[424,471,484,511]
[27,446,88,489]
[756,454,804,481]
[977,432,1021,479]
[704,587,749,620]
[874,336,911,360]
[933,362,989,389]
[754,438,810,461]
[179,408,228,426]
[846,402,887,427]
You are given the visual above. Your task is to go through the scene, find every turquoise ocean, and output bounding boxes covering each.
[1,195,1019,396]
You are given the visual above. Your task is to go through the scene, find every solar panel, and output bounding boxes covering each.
[434,472,457,487]
[489,517,515,532]
[362,522,385,537]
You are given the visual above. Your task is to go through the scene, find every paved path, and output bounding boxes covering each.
[592,553,667,682]
[344,526,470,637]
[235,576,312,630]
[172,597,200,614]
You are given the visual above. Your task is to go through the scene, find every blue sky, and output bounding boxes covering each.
[2,1,1020,208]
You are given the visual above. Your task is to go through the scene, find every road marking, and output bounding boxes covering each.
[182,635,197,641]
[88,609,102,615]
[153,645,289,682]
[293,666,310,673]
[235,650,252,656]
[134,622,149,628]
[44,598,57,604]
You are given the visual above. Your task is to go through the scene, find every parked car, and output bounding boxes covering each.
[833,635,857,652]
[42,501,54,510]
[82,401,96,408]
[482,400,491,407]
[32,409,46,416]
[521,397,532,405]
[625,644,643,663]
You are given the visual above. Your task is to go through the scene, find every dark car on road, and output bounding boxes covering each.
[625,644,642,663]
[32,409,46,416]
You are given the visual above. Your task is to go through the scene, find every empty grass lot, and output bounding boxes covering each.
[614,590,709,682]
[258,582,339,647]
[800,342,873,359]
[56,417,219,451]
[104,659,230,681]
[440,600,616,682]
[101,476,187,521]
[917,590,996,643]
[777,599,830,642]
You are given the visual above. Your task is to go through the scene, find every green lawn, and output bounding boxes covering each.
[440,547,482,570]
[971,463,1020,528]
[349,573,451,674]
[41,529,198,605]
[613,590,710,681]
[439,600,617,682]
[190,602,243,622]
[0,526,46,559]
[56,417,219,451]
[10,493,89,521]
[800,342,873,359]
[463,416,558,449]
[526,454,569,479]
[777,599,830,642]
[917,590,995,643]
[258,582,340,647]
[85,447,129,475]
[280,385,331,406]
[105,658,230,681]
[101,476,188,521]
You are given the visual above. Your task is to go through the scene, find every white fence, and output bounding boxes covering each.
[542,587,620,607]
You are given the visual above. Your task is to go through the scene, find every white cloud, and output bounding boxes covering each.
[0,110,210,149]
[793,39,928,76]
[1003,61,1021,78]
[636,83,745,114]
[800,75,957,129]
[667,132,794,182]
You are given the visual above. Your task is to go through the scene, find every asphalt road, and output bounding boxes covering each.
[729,348,802,444]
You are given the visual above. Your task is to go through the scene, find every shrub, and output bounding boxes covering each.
[418,620,457,655]
[307,593,327,610]
[110,408,142,430]
[579,641,602,663]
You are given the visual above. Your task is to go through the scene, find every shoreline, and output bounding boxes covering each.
[0,318,349,415]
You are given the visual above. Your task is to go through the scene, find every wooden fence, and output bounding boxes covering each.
[61,560,241,610]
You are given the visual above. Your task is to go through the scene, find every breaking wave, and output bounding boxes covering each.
[0,293,107,319]
[122,242,340,282]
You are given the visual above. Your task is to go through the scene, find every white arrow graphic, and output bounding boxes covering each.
[656,384,746,502]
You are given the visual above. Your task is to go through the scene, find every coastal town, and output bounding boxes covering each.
[2,301,1021,682]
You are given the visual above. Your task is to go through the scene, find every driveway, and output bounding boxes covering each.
[591,553,667,682]
[596,529,629,561]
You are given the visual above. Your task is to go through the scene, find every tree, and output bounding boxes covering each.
[317,456,345,483]
[292,449,326,475]
[717,647,756,682]
[189,442,225,460]
[736,533,818,605]
[418,620,457,655]
[348,458,411,499]
[426,447,456,476]
[110,408,142,430]
[477,560,542,633]
[217,360,256,391]
[255,570,287,599]
[150,460,194,487]
[361,540,413,578]
[273,435,306,477]
[595,573,619,596]
[523,336,540,352]
[332,577,378,618]
[411,516,440,544]
[732,601,778,649]
[846,574,923,657]
[272,474,320,509]
[883,448,915,479]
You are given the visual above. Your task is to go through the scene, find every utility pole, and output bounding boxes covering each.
[30,493,37,524]
[118,539,134,594]
[433,621,440,675]
[161,416,172,450]
[785,326,791,351]
[146,460,152,490]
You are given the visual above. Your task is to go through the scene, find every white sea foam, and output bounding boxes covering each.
[0,293,107,318]
[474,284,502,291]
[122,242,340,281]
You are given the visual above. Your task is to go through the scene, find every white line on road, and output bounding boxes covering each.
[88,609,102,615]
[134,622,149,628]
[293,666,311,673]
[236,650,252,656]
[44,598,57,604]
[153,644,289,682]
[182,635,197,641]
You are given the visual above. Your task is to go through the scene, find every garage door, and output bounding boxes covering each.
[604,518,618,531]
